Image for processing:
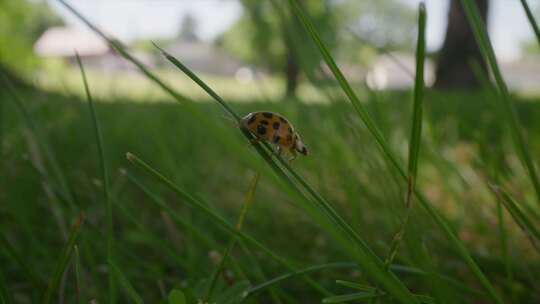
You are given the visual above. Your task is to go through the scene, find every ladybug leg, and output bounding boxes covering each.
[288,149,297,162]
[249,137,261,146]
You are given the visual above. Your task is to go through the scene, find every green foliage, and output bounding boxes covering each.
[220,0,415,72]
[0,0,62,74]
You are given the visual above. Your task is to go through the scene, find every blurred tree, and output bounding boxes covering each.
[0,0,63,80]
[178,13,199,42]
[434,0,489,89]
[220,0,415,98]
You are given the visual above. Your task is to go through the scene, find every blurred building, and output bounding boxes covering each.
[162,40,244,76]
[366,52,435,90]
[34,26,155,71]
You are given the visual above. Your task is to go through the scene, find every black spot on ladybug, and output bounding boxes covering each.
[279,117,287,123]
[272,122,280,130]
[273,135,280,143]
[260,120,269,125]
[286,134,292,141]
[262,112,273,118]
[288,127,292,132]
[257,125,267,135]
[247,115,256,125]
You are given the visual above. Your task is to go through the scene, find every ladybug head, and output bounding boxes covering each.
[294,134,308,156]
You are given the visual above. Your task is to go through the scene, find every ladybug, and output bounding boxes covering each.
[241,111,308,159]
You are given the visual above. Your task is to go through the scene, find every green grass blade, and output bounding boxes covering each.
[335,280,377,293]
[322,292,379,303]
[75,54,115,303]
[461,0,540,205]
[108,260,144,304]
[153,43,239,121]
[490,184,540,254]
[205,173,260,301]
[246,262,356,297]
[74,245,82,304]
[288,1,503,302]
[407,2,426,208]
[384,3,426,272]
[519,0,540,47]
[42,214,84,304]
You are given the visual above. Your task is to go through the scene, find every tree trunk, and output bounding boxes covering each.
[284,41,300,98]
[434,0,489,89]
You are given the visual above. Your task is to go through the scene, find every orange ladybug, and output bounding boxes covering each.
[241,111,308,159]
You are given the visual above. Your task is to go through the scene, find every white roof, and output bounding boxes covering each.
[34,27,109,57]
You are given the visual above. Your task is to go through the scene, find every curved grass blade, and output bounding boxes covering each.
[519,0,540,47]
[42,214,84,304]
[287,1,503,302]
[461,0,540,206]
[246,262,356,297]
[489,184,540,254]
[75,54,115,303]
[108,260,144,304]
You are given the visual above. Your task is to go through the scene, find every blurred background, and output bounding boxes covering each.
[3,0,540,100]
[2,0,540,303]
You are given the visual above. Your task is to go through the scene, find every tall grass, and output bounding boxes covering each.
[0,0,533,302]
[287,0,503,303]
[461,0,540,205]
[75,54,116,302]
[42,214,84,304]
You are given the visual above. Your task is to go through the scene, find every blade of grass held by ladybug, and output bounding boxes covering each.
[490,184,540,255]
[75,54,116,303]
[461,0,540,206]
[108,260,144,304]
[42,214,84,304]
[287,1,503,303]
[519,0,540,48]
[125,152,329,296]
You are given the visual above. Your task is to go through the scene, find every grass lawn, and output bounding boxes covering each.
[1,83,540,302]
